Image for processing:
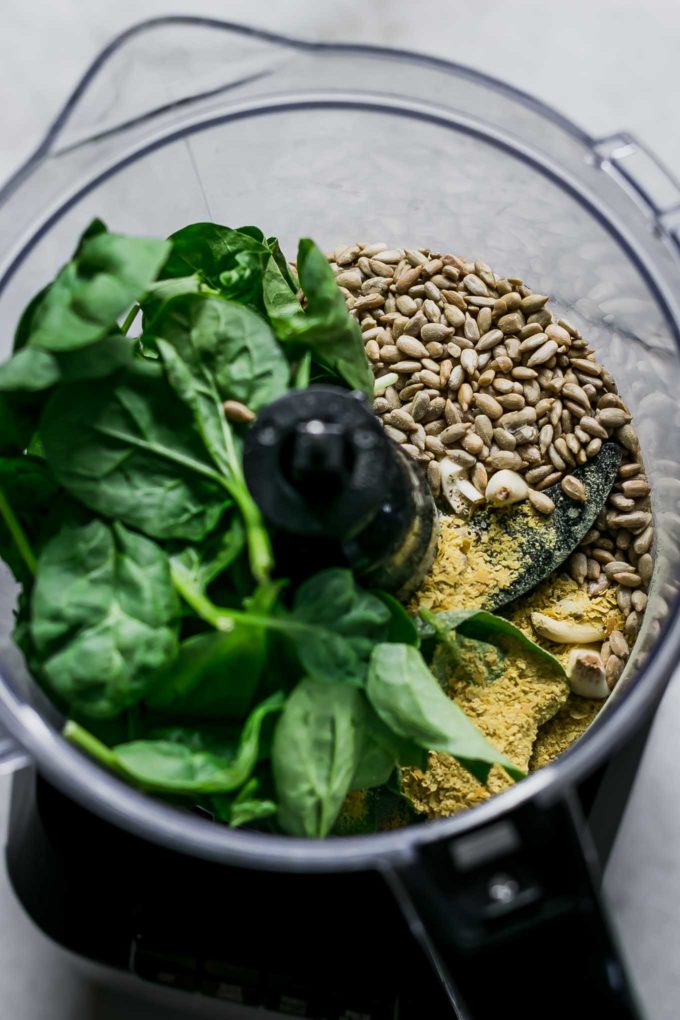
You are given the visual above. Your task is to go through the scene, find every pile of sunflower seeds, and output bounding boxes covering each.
[568,447,652,688]
[330,242,653,687]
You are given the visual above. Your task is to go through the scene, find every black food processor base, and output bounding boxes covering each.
[6,771,449,1020]
[6,717,651,1020]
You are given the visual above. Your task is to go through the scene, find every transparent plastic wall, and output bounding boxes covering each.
[0,19,678,736]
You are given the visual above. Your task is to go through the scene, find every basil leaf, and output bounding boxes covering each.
[224,777,278,828]
[109,693,283,793]
[351,708,428,790]
[25,226,170,352]
[152,294,289,412]
[270,239,373,395]
[0,335,136,394]
[32,518,180,718]
[40,360,230,542]
[418,608,565,676]
[367,644,525,783]
[374,591,420,646]
[272,678,365,837]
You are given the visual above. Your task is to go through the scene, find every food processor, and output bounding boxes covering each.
[1,17,680,1019]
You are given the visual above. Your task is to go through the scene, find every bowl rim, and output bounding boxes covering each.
[0,16,678,872]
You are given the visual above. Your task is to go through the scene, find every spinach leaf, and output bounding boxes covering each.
[24,225,170,352]
[170,517,246,594]
[66,692,284,793]
[266,236,298,291]
[0,395,36,455]
[140,274,218,326]
[0,456,58,584]
[156,337,234,479]
[0,335,135,394]
[154,329,273,580]
[151,294,289,412]
[161,223,269,310]
[269,239,373,396]
[144,626,266,719]
[40,359,231,542]
[31,518,180,718]
[367,644,525,784]
[272,678,365,837]
[262,255,300,321]
[289,568,391,685]
[12,285,50,353]
[146,583,276,718]
[417,608,565,676]
[171,566,391,687]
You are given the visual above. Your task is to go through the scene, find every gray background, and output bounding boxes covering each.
[1,2,680,1018]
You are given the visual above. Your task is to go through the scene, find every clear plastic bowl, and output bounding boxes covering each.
[0,18,679,1017]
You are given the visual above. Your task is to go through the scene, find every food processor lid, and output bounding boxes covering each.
[0,17,679,872]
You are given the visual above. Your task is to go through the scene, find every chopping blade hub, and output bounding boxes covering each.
[243,385,438,598]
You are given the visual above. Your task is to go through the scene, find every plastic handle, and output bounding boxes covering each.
[384,791,641,1019]
[594,132,680,251]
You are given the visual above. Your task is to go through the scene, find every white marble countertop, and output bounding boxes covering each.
[1,2,680,1018]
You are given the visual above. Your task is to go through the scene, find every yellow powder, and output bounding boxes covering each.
[402,643,569,816]
[403,514,623,819]
[412,507,556,614]
[530,696,602,769]
[411,515,516,612]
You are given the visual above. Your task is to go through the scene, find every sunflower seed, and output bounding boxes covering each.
[372,248,404,264]
[487,450,523,471]
[536,471,562,490]
[384,424,407,444]
[498,311,525,334]
[611,571,642,588]
[458,383,473,410]
[472,462,488,492]
[527,339,559,367]
[605,655,624,688]
[598,407,630,428]
[624,612,640,641]
[637,552,653,586]
[616,424,639,452]
[440,423,470,445]
[607,511,652,531]
[633,526,653,556]
[528,489,555,514]
[569,552,588,583]
[473,393,504,419]
[426,460,442,497]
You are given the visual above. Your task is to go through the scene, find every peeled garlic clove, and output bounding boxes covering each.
[567,647,609,699]
[485,469,529,506]
[530,612,607,644]
[440,459,469,513]
[456,478,485,506]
